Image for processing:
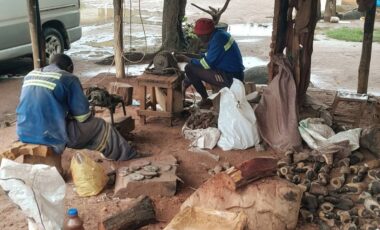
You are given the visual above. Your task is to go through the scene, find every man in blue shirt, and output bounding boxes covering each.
[16,54,137,161]
[177,18,245,108]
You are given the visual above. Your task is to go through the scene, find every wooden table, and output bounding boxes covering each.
[137,73,182,126]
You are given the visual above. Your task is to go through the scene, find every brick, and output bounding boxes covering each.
[114,155,178,198]
[1,141,56,166]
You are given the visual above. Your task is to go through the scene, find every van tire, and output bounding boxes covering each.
[44,27,64,60]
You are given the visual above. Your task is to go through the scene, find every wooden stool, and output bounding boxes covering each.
[0,141,63,175]
[137,73,182,126]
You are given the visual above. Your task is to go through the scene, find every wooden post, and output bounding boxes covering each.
[27,0,46,69]
[268,0,289,81]
[357,1,376,94]
[324,0,336,22]
[113,0,125,78]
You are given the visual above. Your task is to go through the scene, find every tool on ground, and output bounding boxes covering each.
[86,87,126,125]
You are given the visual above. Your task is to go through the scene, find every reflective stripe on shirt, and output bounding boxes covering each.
[29,71,61,80]
[73,112,92,122]
[200,58,210,69]
[23,71,61,90]
[224,37,234,51]
[23,79,57,90]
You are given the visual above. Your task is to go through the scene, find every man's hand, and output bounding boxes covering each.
[175,54,191,63]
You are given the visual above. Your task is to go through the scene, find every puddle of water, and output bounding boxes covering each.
[228,23,272,37]
[236,38,262,43]
[310,73,380,97]
[243,57,267,69]
[78,63,149,78]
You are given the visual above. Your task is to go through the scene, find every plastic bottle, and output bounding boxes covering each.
[64,208,84,230]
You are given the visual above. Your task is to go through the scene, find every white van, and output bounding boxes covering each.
[0,0,81,61]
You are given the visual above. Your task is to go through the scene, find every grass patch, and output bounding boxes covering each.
[325,27,380,42]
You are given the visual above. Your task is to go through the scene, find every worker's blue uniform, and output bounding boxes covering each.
[185,29,245,99]
[16,64,91,154]
[191,29,244,79]
[16,64,136,160]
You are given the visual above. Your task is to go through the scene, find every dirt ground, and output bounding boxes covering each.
[0,74,279,229]
[1,0,380,229]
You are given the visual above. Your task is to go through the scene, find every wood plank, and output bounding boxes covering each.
[139,85,147,125]
[226,157,278,190]
[137,75,179,87]
[138,110,172,118]
[151,87,157,111]
[138,81,172,89]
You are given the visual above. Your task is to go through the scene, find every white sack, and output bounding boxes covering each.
[217,79,260,150]
[298,118,361,151]
[0,159,66,230]
[182,126,221,150]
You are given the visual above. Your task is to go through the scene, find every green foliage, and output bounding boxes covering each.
[325,27,380,43]
[183,21,197,40]
[182,20,201,53]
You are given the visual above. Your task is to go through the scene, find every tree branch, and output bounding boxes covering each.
[191,0,231,24]
[191,3,213,15]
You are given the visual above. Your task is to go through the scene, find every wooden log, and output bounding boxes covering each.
[113,0,125,78]
[226,157,277,189]
[357,0,376,94]
[27,0,46,69]
[99,196,156,230]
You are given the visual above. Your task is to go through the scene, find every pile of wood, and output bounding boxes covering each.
[277,146,380,229]
[186,111,218,130]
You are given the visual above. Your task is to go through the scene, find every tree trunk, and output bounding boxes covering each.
[357,1,376,94]
[113,0,125,78]
[324,0,336,22]
[269,0,318,105]
[27,0,46,69]
[268,0,289,81]
[162,0,187,51]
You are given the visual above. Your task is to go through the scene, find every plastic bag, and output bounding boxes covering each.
[298,118,361,151]
[70,152,108,197]
[0,159,65,230]
[217,79,260,150]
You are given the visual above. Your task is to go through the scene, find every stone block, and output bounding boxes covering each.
[114,155,178,198]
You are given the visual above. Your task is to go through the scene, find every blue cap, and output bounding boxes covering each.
[67,208,78,216]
